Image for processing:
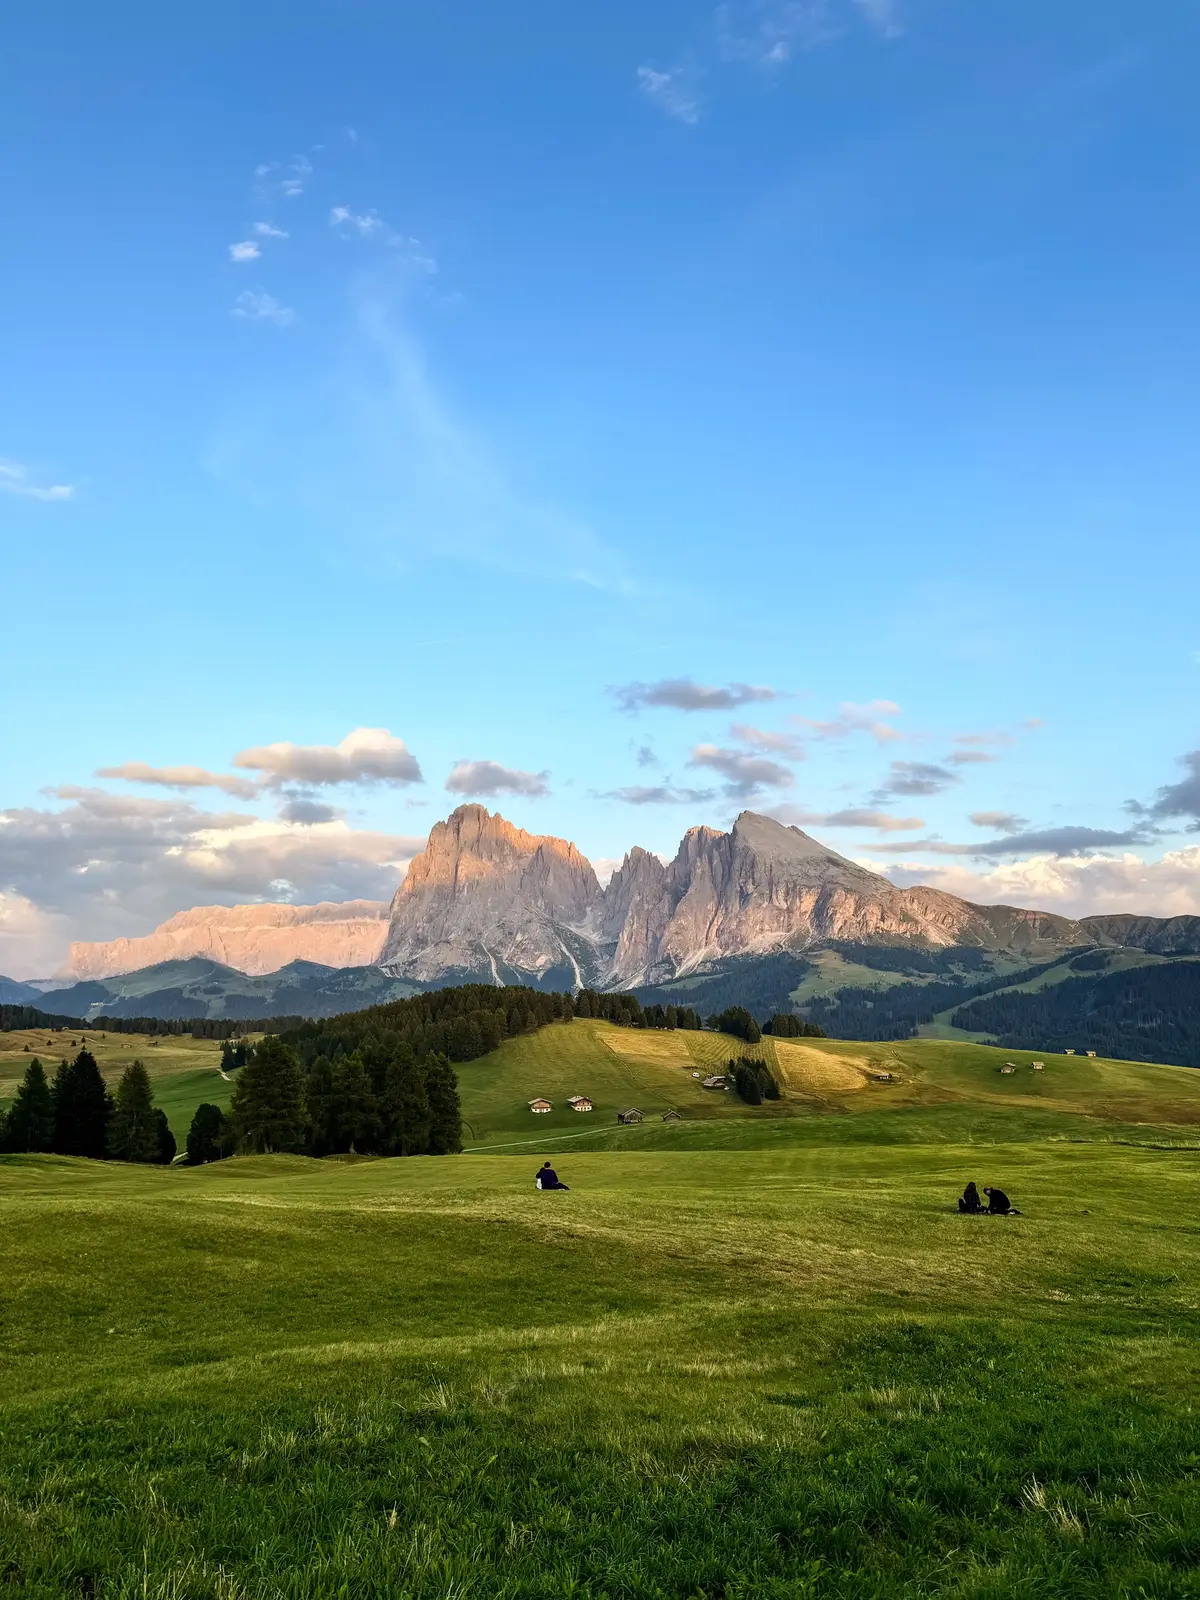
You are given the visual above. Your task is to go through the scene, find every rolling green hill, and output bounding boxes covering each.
[455,1017,1200,1151]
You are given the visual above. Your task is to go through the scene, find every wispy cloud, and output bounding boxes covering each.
[232,290,295,327]
[330,205,438,274]
[796,700,901,743]
[970,810,1029,832]
[636,64,703,124]
[445,760,549,798]
[861,824,1153,858]
[601,784,717,806]
[688,744,794,797]
[639,0,902,124]
[730,722,807,759]
[96,761,259,800]
[253,221,288,239]
[229,240,261,263]
[767,803,922,832]
[614,678,782,713]
[0,459,73,502]
[874,760,960,798]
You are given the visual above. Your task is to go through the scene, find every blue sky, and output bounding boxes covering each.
[3,0,1200,973]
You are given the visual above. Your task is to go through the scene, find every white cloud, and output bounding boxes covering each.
[234,728,423,787]
[253,221,288,238]
[229,240,261,262]
[766,803,923,832]
[445,761,550,799]
[0,459,73,502]
[330,206,438,274]
[637,64,703,124]
[96,761,259,800]
[884,848,1200,921]
[0,789,422,974]
[232,290,295,326]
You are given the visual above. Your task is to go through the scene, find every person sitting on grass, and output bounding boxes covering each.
[983,1185,1017,1215]
[958,1181,984,1214]
[535,1162,569,1191]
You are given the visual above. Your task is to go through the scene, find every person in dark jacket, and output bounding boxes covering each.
[983,1186,1015,1214]
[536,1162,569,1191]
[958,1181,984,1214]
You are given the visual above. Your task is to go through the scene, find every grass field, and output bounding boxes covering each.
[5,1018,1200,1596]
[0,1028,233,1141]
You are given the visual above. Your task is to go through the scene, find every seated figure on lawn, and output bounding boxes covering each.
[535,1162,569,1191]
[983,1186,1014,1215]
[957,1181,984,1214]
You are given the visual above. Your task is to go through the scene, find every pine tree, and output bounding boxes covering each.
[304,1055,337,1154]
[1,1058,54,1152]
[186,1103,228,1165]
[154,1109,177,1164]
[330,1051,379,1153]
[108,1060,160,1163]
[379,1051,431,1156]
[230,1034,307,1153]
[424,1052,463,1154]
[52,1049,113,1159]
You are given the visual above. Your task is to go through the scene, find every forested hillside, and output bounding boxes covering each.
[952,961,1200,1066]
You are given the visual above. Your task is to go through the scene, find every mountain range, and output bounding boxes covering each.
[12,804,1200,1043]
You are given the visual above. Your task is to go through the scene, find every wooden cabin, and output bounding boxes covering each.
[1000,1065,1016,1075]
[662,1109,681,1123]
[869,1071,895,1083]
[1086,1050,1097,1058]
[1064,1049,1076,1056]
[528,1098,552,1114]
[567,1095,593,1112]
[1032,1061,1044,1071]
[616,1108,644,1125]
[701,1074,727,1090]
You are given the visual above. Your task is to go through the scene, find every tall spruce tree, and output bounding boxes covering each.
[1,1058,54,1152]
[186,1103,228,1165]
[330,1051,379,1153]
[154,1109,177,1165]
[230,1034,307,1153]
[379,1050,431,1156]
[52,1049,113,1159]
[424,1051,463,1155]
[108,1060,160,1163]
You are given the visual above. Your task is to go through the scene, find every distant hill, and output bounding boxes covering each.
[0,975,47,1006]
[45,957,422,1023]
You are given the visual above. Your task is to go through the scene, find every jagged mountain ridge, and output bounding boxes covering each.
[379,804,1200,990]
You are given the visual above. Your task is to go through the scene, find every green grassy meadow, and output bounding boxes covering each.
[4,1018,1200,1595]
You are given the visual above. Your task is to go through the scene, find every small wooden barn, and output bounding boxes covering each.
[701,1074,727,1090]
[1032,1061,1045,1071]
[1000,1064,1016,1075]
[869,1071,896,1083]
[1064,1049,1076,1056]
[662,1109,681,1123]
[616,1108,644,1125]
[1086,1050,1097,1058]
[529,1098,552,1114]
[567,1095,593,1112]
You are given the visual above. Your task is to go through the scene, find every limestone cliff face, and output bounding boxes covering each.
[378,806,1086,991]
[379,804,602,983]
[609,811,996,986]
[65,900,389,980]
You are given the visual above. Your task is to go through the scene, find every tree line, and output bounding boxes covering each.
[728,1056,781,1105]
[0,1051,176,1162]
